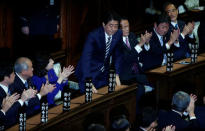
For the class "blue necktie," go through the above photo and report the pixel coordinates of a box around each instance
[175,24,178,30]
[25,81,28,89]
[160,36,163,47]
[8,89,11,96]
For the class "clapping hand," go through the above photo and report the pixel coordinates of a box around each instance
[2,93,20,113]
[58,65,75,84]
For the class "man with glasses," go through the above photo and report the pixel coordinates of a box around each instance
[164,2,195,61]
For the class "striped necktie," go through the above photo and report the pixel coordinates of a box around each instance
[105,36,111,59]
[100,36,111,72]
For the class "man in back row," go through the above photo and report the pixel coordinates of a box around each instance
[164,2,195,60]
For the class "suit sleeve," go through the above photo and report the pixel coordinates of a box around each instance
[113,31,122,74]
[80,33,95,81]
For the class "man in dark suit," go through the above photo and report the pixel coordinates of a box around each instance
[158,91,200,131]
[9,57,56,118]
[0,61,38,128]
[164,2,195,60]
[140,14,180,71]
[75,11,122,93]
[0,94,20,130]
[118,17,152,86]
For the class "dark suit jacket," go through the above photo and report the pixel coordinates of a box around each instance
[75,26,122,92]
[140,30,169,71]
[9,75,41,116]
[158,110,200,131]
[168,20,191,61]
[118,32,148,85]
[0,86,21,128]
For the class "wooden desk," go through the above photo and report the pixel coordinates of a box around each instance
[8,84,137,131]
[146,56,205,108]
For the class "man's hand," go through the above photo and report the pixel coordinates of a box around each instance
[21,89,37,102]
[182,22,195,36]
[39,82,56,97]
[58,65,75,84]
[2,93,20,113]
[162,125,176,131]
[115,74,121,86]
[168,29,180,46]
[186,94,197,117]
[138,31,152,46]
[92,84,98,94]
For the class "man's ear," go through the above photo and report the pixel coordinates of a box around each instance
[154,22,157,29]
[102,22,105,27]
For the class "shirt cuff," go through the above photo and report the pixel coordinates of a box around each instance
[180,33,185,39]
[174,42,180,47]
[0,110,5,115]
[37,93,42,100]
[134,45,143,53]
[144,44,150,51]
[18,99,24,106]
[165,43,170,50]
[190,116,196,120]
[189,33,194,38]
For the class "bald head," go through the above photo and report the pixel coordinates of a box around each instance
[14,57,33,80]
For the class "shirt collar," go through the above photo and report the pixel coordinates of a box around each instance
[105,32,112,43]
[154,28,163,41]
[172,109,183,117]
[171,21,178,27]
[16,73,27,84]
[140,127,147,131]
[0,83,8,94]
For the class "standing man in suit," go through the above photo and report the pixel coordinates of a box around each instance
[118,17,152,86]
[158,91,200,130]
[75,11,122,93]
[140,14,180,71]
[164,2,195,60]
[9,57,56,117]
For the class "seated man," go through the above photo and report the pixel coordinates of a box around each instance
[140,14,180,71]
[158,91,200,130]
[164,2,195,60]
[9,57,56,118]
[138,107,158,131]
[0,61,37,128]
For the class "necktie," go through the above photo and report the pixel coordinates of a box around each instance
[125,37,131,49]
[8,89,11,96]
[160,36,163,47]
[100,36,111,72]
[105,36,111,59]
[174,24,178,30]
[25,81,28,89]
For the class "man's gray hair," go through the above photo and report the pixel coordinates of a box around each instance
[172,91,190,112]
[14,57,29,73]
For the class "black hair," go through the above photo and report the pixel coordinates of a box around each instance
[0,61,14,81]
[32,52,51,77]
[101,10,121,25]
[111,116,130,131]
[87,123,105,131]
[163,1,178,12]
[140,107,158,128]
[155,14,170,26]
